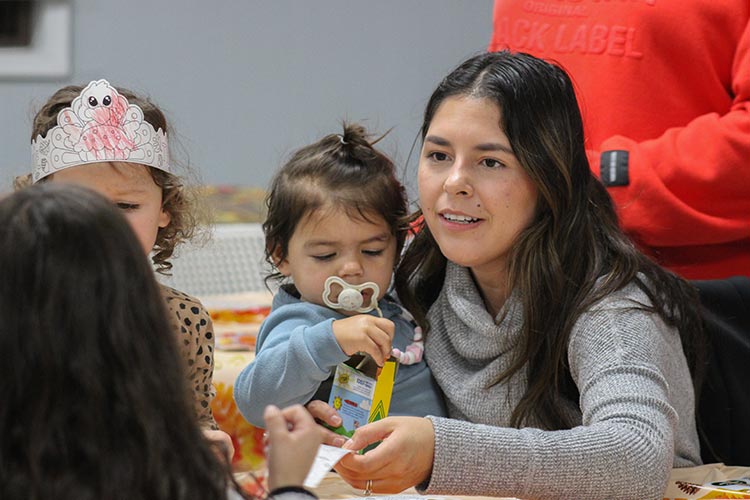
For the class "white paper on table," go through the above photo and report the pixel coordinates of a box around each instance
[342,497,452,500]
[303,444,353,488]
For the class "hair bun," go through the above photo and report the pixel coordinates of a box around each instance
[338,122,370,148]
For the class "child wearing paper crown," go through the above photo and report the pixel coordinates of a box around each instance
[233,123,447,429]
[19,80,232,454]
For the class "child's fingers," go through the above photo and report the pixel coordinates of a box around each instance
[306,400,347,447]
[285,406,324,449]
[263,404,288,439]
[333,316,395,364]
[372,317,396,341]
[365,325,394,362]
[361,338,386,366]
[281,404,317,433]
[306,399,343,428]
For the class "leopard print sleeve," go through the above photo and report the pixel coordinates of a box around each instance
[160,285,219,430]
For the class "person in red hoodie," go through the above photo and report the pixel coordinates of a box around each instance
[489,0,750,279]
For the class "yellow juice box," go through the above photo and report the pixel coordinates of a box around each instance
[327,354,398,439]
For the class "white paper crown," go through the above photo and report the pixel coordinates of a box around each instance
[31,79,171,183]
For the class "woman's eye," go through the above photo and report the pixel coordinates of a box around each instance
[363,249,384,257]
[312,254,335,261]
[428,151,450,162]
[116,203,139,211]
[482,158,504,168]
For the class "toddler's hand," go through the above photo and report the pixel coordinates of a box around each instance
[332,315,395,366]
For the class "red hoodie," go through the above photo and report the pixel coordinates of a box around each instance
[490,0,750,279]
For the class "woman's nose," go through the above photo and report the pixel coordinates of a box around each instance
[443,161,473,197]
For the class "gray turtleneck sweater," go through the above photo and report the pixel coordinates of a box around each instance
[422,263,700,500]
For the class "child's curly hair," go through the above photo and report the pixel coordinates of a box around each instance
[19,84,204,274]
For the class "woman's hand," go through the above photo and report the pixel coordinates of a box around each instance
[332,315,395,366]
[335,417,435,494]
[264,404,323,490]
[203,429,235,463]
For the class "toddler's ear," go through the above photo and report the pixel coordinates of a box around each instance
[157,207,171,229]
[271,246,291,276]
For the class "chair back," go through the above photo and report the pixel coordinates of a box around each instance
[157,223,273,297]
[693,276,750,466]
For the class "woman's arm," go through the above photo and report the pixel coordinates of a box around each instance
[336,302,688,500]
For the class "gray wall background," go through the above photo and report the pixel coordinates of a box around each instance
[0,0,493,196]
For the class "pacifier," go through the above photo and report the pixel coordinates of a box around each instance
[322,276,381,315]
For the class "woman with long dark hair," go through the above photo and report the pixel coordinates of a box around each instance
[311,51,707,500]
[0,183,321,500]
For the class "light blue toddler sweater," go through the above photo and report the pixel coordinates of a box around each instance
[234,286,447,427]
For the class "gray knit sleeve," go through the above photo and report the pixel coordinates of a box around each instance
[421,289,696,500]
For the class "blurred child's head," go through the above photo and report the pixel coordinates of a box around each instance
[263,123,408,307]
[0,183,232,500]
[20,81,201,273]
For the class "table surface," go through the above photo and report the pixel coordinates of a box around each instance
[309,465,750,500]
[311,473,519,500]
